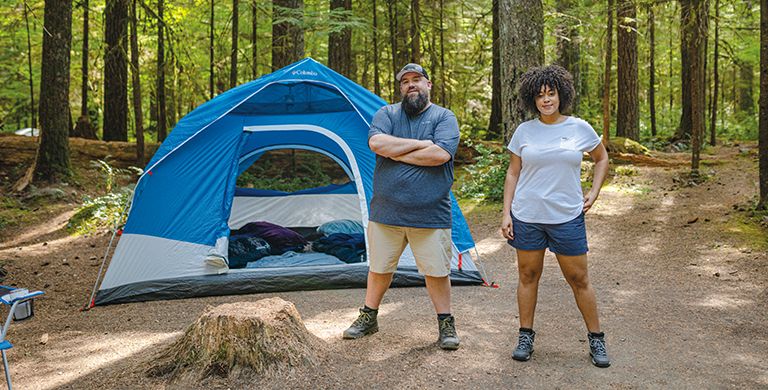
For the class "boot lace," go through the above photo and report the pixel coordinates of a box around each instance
[352,311,374,327]
[516,333,534,352]
[589,337,607,357]
[439,317,457,337]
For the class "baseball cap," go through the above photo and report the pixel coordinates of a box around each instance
[396,63,429,81]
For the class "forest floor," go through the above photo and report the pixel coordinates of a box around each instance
[0,135,766,389]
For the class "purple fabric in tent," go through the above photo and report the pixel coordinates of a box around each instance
[232,222,309,255]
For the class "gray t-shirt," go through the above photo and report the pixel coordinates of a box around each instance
[367,103,460,228]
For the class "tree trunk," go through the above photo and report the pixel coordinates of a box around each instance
[737,61,755,115]
[130,0,144,166]
[649,3,657,137]
[555,0,580,114]
[252,1,258,80]
[410,0,420,63]
[439,0,446,106]
[24,3,36,131]
[328,0,353,78]
[272,0,304,71]
[373,0,381,96]
[72,0,98,139]
[677,0,692,140]
[80,0,89,121]
[147,298,326,381]
[103,0,129,142]
[710,0,719,146]
[157,0,167,142]
[388,0,398,100]
[33,0,73,183]
[759,0,767,208]
[396,1,410,68]
[210,0,215,98]
[499,0,544,142]
[602,0,614,144]
[487,0,501,140]
[231,0,239,88]
[682,0,708,174]
[616,0,639,141]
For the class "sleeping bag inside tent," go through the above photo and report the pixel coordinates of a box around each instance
[94,58,484,305]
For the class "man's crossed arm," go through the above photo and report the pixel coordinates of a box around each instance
[369,134,451,167]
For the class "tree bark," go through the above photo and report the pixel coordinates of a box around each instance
[555,0,580,114]
[649,3,657,137]
[488,0,501,140]
[157,0,167,142]
[616,0,639,141]
[373,0,381,96]
[72,0,98,139]
[103,0,129,142]
[602,0,614,144]
[410,0,420,63]
[737,61,755,115]
[130,0,144,166]
[677,0,692,140]
[759,0,767,208]
[24,3,36,130]
[388,0,398,100]
[328,0,353,78]
[147,298,326,381]
[231,0,239,88]
[499,0,544,142]
[709,0,719,146]
[33,0,73,183]
[252,1,258,80]
[210,0,215,98]
[272,0,304,71]
[682,0,708,174]
[439,0,446,106]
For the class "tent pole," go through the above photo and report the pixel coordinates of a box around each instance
[83,199,132,310]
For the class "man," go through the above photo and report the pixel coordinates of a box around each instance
[342,63,461,350]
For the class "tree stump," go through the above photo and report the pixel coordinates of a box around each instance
[147,297,326,381]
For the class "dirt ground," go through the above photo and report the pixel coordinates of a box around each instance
[0,142,766,389]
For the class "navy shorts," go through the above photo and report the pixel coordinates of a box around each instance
[508,213,588,256]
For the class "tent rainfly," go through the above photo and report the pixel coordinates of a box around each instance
[93,58,485,306]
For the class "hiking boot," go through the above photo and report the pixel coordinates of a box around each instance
[588,332,611,368]
[512,329,535,361]
[438,315,460,350]
[342,309,378,339]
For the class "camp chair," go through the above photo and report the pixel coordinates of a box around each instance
[0,286,44,390]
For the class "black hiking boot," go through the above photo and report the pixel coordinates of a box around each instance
[512,329,535,361]
[438,315,460,350]
[588,332,611,368]
[342,308,378,339]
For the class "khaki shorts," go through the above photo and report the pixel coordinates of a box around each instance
[367,221,452,277]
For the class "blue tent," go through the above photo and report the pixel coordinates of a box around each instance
[95,58,483,305]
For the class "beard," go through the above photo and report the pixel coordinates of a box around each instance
[401,90,430,116]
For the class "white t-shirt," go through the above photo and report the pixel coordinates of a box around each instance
[507,116,601,224]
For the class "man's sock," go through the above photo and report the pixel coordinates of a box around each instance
[519,327,534,334]
[437,313,452,321]
[362,305,378,313]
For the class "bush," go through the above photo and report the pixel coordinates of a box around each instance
[67,186,133,235]
[457,142,509,202]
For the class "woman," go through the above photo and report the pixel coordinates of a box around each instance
[500,65,611,367]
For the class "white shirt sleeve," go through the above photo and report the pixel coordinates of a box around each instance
[576,118,602,153]
[506,123,526,156]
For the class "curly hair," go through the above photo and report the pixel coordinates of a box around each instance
[517,65,575,115]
